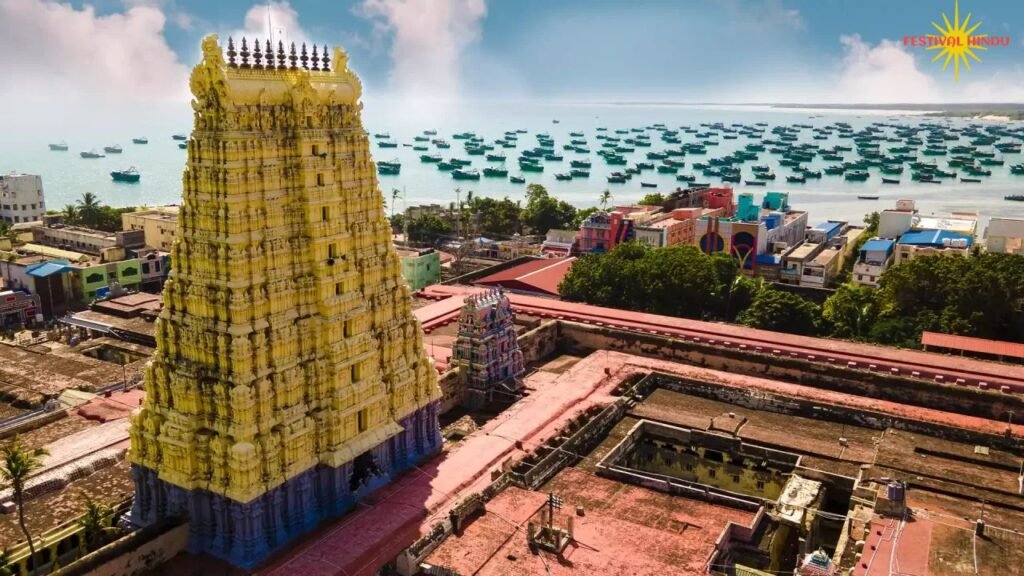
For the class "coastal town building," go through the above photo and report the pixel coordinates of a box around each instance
[31,220,145,260]
[576,210,635,253]
[540,228,577,257]
[877,199,978,240]
[0,172,45,224]
[780,222,863,288]
[126,35,442,569]
[121,206,179,251]
[474,256,574,297]
[396,246,441,290]
[984,217,1024,254]
[853,238,895,287]
[894,228,974,262]
[695,191,808,271]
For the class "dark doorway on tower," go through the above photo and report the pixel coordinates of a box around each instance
[349,451,383,492]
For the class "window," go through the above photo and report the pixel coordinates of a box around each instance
[756,480,765,490]
[141,263,150,274]
[13,216,18,223]
[344,319,354,337]
[30,204,36,210]
[732,474,740,483]
[317,173,325,186]
[328,243,338,259]
[322,206,329,221]
[306,115,313,128]
[351,363,362,383]
[86,272,104,283]
[122,266,139,277]
[312,144,320,156]
[335,282,343,296]
[708,469,716,478]
[357,409,367,432]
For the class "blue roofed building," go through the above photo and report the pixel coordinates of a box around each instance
[895,229,973,263]
[853,239,895,287]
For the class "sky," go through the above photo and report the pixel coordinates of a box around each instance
[0,0,1022,136]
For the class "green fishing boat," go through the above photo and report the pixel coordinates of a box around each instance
[483,167,508,177]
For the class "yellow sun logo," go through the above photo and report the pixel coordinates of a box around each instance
[926,0,985,81]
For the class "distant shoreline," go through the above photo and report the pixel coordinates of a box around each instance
[606,101,1024,120]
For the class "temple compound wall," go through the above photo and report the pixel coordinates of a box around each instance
[127,35,442,568]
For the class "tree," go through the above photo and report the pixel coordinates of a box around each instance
[521,184,576,234]
[78,495,121,552]
[407,214,452,244]
[76,193,102,228]
[1,437,48,565]
[598,189,612,210]
[467,196,522,237]
[737,288,820,336]
[572,207,600,229]
[390,189,401,220]
[822,283,878,340]
[638,192,665,206]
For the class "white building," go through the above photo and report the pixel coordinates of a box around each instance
[984,217,1024,254]
[0,173,45,224]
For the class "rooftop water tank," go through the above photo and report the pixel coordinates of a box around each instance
[887,481,905,502]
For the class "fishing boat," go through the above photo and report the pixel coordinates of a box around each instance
[80,150,105,159]
[178,142,188,149]
[519,160,543,172]
[413,145,428,152]
[48,142,69,151]
[744,180,767,186]
[486,152,506,162]
[132,137,148,144]
[420,154,442,163]
[570,169,590,178]
[607,174,627,184]
[509,175,526,184]
[857,195,879,200]
[786,175,806,184]
[1005,195,1024,202]
[640,182,657,188]
[555,173,572,181]
[377,160,401,175]
[104,145,122,154]
[452,168,480,180]
[378,140,398,148]
[483,167,508,177]
[433,139,451,149]
[1011,164,1024,175]
[570,159,592,168]
[110,167,140,183]
[373,132,391,139]
[172,134,187,140]
[844,171,869,181]
[960,178,982,183]
[881,178,900,184]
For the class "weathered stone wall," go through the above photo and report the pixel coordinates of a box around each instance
[60,521,189,576]
[560,322,1024,425]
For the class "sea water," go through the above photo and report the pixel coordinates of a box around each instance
[2,101,1022,228]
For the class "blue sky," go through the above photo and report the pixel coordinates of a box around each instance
[0,0,1021,137]
[65,0,1024,102]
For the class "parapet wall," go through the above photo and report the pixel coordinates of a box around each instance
[559,321,1024,427]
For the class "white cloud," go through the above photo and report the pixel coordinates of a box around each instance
[0,0,190,138]
[962,67,1024,103]
[235,1,311,50]
[833,34,940,103]
[359,0,487,100]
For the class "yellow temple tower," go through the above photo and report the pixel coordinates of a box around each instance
[128,35,442,568]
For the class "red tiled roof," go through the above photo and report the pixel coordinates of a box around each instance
[475,257,575,297]
[921,331,1024,360]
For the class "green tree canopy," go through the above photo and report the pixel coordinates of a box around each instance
[821,283,879,340]
[736,288,820,336]
[638,192,665,206]
[466,196,522,237]
[406,213,452,244]
[572,207,600,229]
[521,184,576,234]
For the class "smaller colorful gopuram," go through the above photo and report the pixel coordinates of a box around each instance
[452,289,525,406]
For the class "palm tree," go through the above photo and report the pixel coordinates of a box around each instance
[76,193,102,228]
[78,496,120,552]
[390,189,401,220]
[62,204,77,223]
[599,189,612,210]
[0,437,48,564]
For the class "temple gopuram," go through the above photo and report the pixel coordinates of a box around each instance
[128,35,442,568]
[452,288,525,407]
